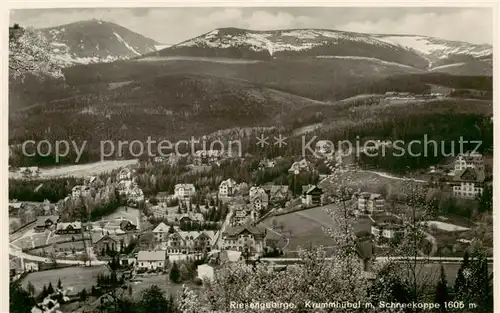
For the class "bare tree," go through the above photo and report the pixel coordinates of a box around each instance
[9,26,63,80]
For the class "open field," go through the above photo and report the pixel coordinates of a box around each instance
[21,265,110,295]
[426,221,470,232]
[261,204,378,254]
[260,205,340,252]
[10,222,37,243]
[88,207,141,233]
[11,229,51,249]
[9,159,138,179]
[136,56,264,64]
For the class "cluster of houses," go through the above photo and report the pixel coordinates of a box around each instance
[9,200,58,232]
[192,149,224,166]
[428,151,487,199]
[314,141,356,166]
[135,223,268,271]
[152,222,215,254]
[145,179,298,261]
[149,203,205,226]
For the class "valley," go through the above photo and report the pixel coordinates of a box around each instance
[8,9,494,313]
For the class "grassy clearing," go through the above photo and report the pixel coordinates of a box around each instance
[21,265,110,295]
[260,203,376,254]
[260,206,339,252]
[319,170,424,199]
[128,273,199,299]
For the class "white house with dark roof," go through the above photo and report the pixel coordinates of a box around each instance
[93,232,131,254]
[451,167,485,199]
[154,228,215,254]
[34,215,59,232]
[301,185,323,207]
[55,221,81,234]
[136,250,166,270]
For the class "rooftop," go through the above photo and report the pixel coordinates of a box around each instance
[137,250,166,261]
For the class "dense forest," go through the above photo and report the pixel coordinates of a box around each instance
[9,177,84,202]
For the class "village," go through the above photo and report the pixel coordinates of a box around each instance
[9,137,493,296]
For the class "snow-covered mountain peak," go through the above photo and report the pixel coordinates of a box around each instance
[175,27,395,55]
[41,19,159,66]
[161,27,491,72]
[375,34,492,60]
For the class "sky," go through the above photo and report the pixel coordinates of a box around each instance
[10,7,493,45]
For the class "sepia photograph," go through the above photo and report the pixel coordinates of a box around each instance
[7,5,494,313]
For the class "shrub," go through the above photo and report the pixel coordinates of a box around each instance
[193,278,203,285]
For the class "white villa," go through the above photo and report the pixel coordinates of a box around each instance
[353,192,385,214]
[174,184,196,200]
[219,178,238,198]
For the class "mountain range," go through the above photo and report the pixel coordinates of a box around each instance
[150,27,492,75]
[31,20,492,76]
[9,20,493,167]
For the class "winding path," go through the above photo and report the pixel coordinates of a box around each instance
[356,170,427,183]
